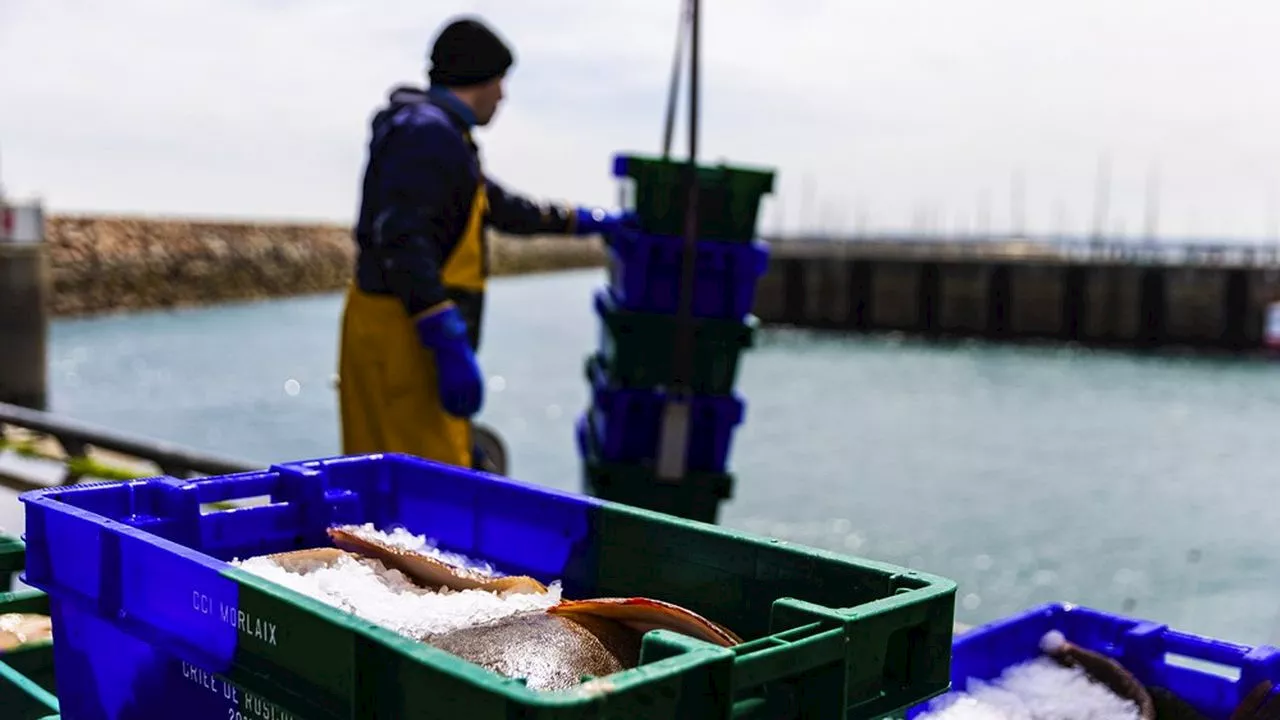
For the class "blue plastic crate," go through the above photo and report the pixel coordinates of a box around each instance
[605,227,770,320]
[19,454,957,719]
[905,602,1280,720]
[585,355,745,474]
[575,415,734,524]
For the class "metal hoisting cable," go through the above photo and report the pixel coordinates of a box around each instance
[655,0,702,481]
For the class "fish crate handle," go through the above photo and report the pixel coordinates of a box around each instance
[160,463,340,549]
[176,463,326,504]
[1120,622,1280,692]
[1160,629,1256,667]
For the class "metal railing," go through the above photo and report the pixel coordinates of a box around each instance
[0,401,511,489]
[0,400,261,486]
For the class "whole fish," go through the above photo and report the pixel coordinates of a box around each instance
[1040,630,1156,720]
[422,596,741,690]
[263,525,743,692]
[425,610,640,691]
[1041,631,1280,720]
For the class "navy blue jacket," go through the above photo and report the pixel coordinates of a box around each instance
[352,86,576,349]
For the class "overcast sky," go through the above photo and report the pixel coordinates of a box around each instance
[3,0,1280,240]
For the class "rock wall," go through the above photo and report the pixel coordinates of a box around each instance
[45,214,605,317]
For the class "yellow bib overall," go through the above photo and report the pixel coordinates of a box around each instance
[337,183,489,467]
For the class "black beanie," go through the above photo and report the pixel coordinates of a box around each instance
[427,17,515,88]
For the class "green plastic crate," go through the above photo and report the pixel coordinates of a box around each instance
[0,590,59,719]
[579,416,733,524]
[613,153,776,241]
[0,534,25,592]
[595,290,758,395]
[22,455,957,719]
[584,462,729,525]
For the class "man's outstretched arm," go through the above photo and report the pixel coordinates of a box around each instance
[485,176,626,237]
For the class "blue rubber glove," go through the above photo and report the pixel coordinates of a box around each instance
[414,302,484,418]
[574,207,633,237]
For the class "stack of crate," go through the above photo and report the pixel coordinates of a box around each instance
[575,153,776,523]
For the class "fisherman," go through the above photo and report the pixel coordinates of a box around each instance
[339,15,627,468]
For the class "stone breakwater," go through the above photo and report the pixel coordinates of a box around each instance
[45,214,606,317]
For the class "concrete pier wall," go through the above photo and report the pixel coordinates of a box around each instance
[1007,265,1066,337]
[937,263,990,334]
[870,262,922,331]
[754,241,1280,351]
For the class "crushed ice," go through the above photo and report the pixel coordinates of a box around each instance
[916,657,1142,720]
[232,530,561,640]
[342,522,502,577]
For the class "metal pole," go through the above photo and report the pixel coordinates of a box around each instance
[1144,161,1161,241]
[800,174,815,239]
[1011,168,1026,237]
[1093,153,1111,241]
[661,0,689,159]
[1266,180,1278,242]
[1053,200,1068,238]
[655,0,701,481]
[976,189,991,239]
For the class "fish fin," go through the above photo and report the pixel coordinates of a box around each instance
[548,598,742,648]
[478,575,550,595]
[1231,681,1280,720]
[327,526,547,595]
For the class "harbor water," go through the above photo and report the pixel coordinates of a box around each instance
[10,268,1280,646]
